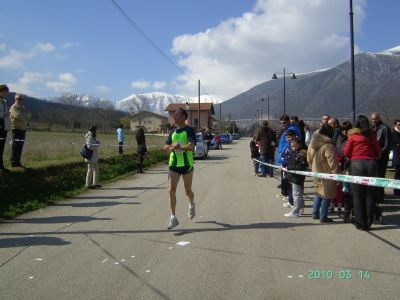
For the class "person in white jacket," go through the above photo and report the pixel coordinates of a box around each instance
[85,126,101,189]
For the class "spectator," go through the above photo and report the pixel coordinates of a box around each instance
[255,120,277,177]
[321,114,330,125]
[392,119,400,195]
[307,124,339,223]
[250,135,260,176]
[85,126,101,189]
[290,115,305,147]
[136,127,147,173]
[204,129,212,153]
[281,130,297,208]
[0,84,10,172]
[276,115,301,198]
[10,94,31,168]
[371,112,392,203]
[215,134,222,149]
[328,117,341,145]
[117,124,125,155]
[284,137,308,217]
[344,115,381,231]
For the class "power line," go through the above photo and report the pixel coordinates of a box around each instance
[109,0,213,98]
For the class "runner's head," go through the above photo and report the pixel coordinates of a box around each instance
[174,108,188,126]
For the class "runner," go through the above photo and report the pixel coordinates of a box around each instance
[163,108,196,229]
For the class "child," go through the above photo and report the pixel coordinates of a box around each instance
[284,137,308,217]
[281,130,297,208]
[250,135,260,176]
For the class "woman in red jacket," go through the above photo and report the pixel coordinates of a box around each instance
[344,115,381,231]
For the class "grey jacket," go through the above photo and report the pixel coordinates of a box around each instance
[0,98,11,131]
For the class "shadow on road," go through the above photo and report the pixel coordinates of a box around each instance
[101,187,165,191]
[7,216,112,224]
[0,236,71,248]
[203,156,229,161]
[67,195,137,200]
[53,201,141,208]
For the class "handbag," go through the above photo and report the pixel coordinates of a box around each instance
[80,144,93,159]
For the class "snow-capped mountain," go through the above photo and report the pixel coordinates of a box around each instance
[115,92,220,115]
[47,93,114,109]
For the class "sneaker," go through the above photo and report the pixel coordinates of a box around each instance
[283,203,294,208]
[257,173,266,177]
[284,213,299,218]
[320,217,334,223]
[312,215,320,220]
[188,203,195,219]
[168,216,179,230]
[94,184,102,188]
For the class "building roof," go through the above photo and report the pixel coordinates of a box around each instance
[130,110,168,121]
[165,103,215,115]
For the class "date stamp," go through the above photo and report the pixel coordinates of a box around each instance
[307,269,371,280]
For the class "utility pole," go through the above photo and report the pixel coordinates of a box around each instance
[349,0,356,124]
[198,79,201,132]
[267,93,270,122]
[219,103,222,133]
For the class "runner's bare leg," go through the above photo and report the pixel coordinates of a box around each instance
[168,171,181,215]
[182,171,194,205]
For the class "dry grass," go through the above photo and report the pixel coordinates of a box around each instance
[2,131,166,168]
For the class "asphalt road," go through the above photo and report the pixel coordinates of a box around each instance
[1,138,400,300]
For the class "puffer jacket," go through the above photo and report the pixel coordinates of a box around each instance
[286,149,308,185]
[307,131,339,199]
[343,128,381,161]
[85,131,99,163]
[276,124,301,165]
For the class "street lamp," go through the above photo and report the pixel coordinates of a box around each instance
[349,0,356,123]
[272,68,297,115]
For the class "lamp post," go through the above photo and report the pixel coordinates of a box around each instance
[272,68,297,115]
[267,93,270,122]
[349,0,356,124]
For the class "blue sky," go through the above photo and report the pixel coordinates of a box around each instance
[0,0,399,102]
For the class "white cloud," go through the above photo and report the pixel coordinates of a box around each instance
[35,42,55,53]
[131,80,151,89]
[0,43,6,51]
[131,79,168,90]
[152,81,167,89]
[46,72,77,92]
[8,72,50,96]
[96,85,111,93]
[0,42,56,68]
[62,42,81,49]
[171,0,366,100]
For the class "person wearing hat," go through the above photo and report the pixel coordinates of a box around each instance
[0,84,11,171]
[255,120,277,177]
[10,93,31,168]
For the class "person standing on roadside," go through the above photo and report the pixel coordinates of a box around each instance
[392,120,400,196]
[163,108,196,230]
[136,127,147,173]
[117,124,125,155]
[307,124,339,223]
[250,135,260,176]
[0,85,11,172]
[276,115,301,197]
[10,94,31,168]
[256,120,276,177]
[85,126,101,189]
[371,112,392,203]
[344,115,381,231]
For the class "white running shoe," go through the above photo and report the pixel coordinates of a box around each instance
[283,203,294,208]
[167,216,179,230]
[188,203,195,219]
[284,213,299,218]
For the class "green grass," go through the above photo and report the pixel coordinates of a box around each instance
[0,150,168,218]
[0,131,168,218]
[2,131,166,168]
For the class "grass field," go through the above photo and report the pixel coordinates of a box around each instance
[2,131,166,168]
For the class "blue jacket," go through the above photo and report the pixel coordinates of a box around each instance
[276,124,301,165]
[117,128,125,142]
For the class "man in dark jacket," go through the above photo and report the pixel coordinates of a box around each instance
[371,112,393,203]
[392,120,400,195]
[0,84,10,172]
[255,120,277,177]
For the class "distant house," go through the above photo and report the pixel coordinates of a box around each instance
[165,103,215,130]
[130,111,169,133]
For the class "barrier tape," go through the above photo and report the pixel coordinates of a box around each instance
[0,138,139,148]
[253,158,400,190]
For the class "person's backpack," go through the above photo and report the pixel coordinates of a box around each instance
[80,144,93,159]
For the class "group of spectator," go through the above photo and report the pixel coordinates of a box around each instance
[251,112,399,231]
[0,85,31,172]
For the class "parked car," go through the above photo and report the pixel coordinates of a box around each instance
[194,133,208,159]
[219,133,231,144]
[232,132,241,140]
